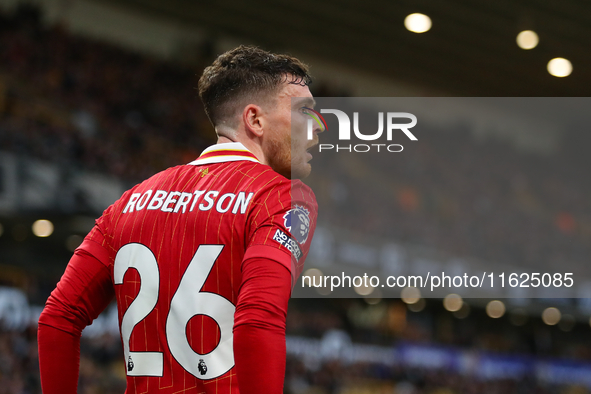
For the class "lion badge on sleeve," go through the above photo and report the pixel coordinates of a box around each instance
[283,205,310,245]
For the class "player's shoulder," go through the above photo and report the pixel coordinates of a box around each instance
[290,179,317,204]
[108,164,188,206]
[245,163,315,196]
[244,165,317,213]
[238,161,288,184]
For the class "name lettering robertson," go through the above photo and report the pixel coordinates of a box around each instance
[123,190,254,215]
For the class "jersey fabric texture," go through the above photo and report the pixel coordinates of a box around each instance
[38,142,318,394]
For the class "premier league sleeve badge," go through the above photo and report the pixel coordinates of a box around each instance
[283,205,311,245]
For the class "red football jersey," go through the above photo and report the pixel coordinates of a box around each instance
[78,142,317,392]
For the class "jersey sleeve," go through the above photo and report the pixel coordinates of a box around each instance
[234,180,317,393]
[38,206,116,394]
[244,179,318,283]
[233,256,291,394]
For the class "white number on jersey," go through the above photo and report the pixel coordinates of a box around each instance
[113,243,235,379]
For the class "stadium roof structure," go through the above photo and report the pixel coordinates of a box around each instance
[98,0,591,96]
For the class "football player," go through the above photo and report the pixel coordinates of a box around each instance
[38,45,321,394]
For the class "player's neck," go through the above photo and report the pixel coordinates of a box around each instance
[216,136,236,144]
[216,136,268,165]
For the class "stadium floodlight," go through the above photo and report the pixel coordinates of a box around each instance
[32,219,54,237]
[404,13,432,33]
[401,286,421,304]
[364,289,382,305]
[547,57,572,77]
[542,307,561,325]
[516,30,539,49]
[443,294,463,312]
[486,300,506,318]
[354,283,375,296]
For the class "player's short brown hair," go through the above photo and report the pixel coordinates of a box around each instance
[198,45,312,127]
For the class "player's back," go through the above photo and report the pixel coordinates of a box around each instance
[94,145,303,393]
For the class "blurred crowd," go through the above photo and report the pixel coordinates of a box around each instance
[0,5,214,182]
[4,5,589,274]
[284,357,589,394]
[2,3,591,393]
[2,296,591,394]
[286,298,591,362]
[0,327,125,394]
[284,356,588,394]
[309,124,591,274]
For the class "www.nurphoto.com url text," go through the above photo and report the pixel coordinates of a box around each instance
[302,272,574,293]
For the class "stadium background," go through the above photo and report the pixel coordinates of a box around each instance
[1,0,591,393]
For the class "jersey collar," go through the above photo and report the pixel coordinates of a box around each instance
[188,142,260,166]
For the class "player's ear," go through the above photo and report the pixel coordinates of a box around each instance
[243,104,264,138]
